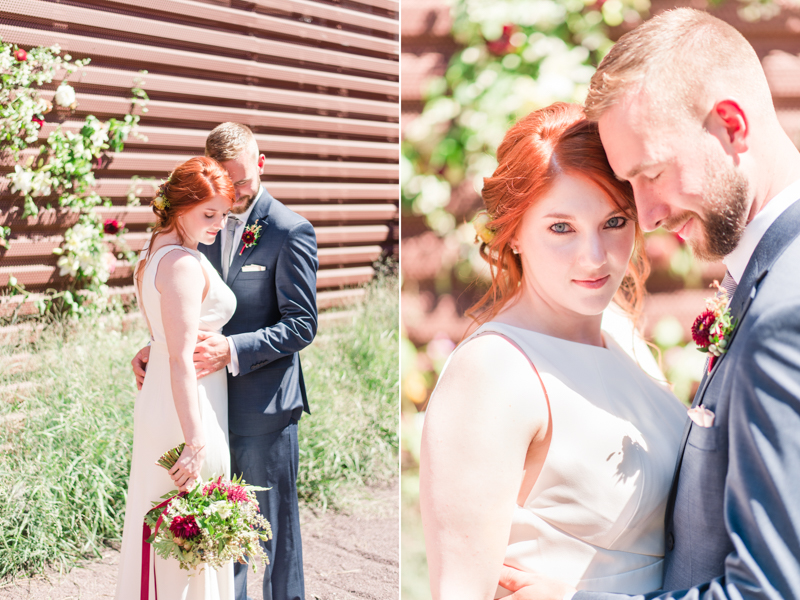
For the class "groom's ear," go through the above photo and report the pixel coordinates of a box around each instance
[257,154,266,172]
[710,99,748,155]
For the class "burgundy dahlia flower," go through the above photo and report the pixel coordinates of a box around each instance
[169,515,201,539]
[103,219,122,235]
[691,309,716,348]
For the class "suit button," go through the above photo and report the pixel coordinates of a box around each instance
[667,532,675,551]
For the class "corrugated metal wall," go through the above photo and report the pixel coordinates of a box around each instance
[0,0,399,316]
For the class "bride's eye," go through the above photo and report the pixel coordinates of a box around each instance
[550,223,573,234]
[605,216,627,229]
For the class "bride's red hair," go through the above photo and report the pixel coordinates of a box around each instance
[467,102,649,326]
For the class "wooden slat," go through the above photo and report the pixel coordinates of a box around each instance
[9,0,398,77]
[0,27,398,98]
[345,0,399,13]
[92,0,398,55]
[0,179,399,202]
[33,122,398,160]
[1,151,398,180]
[251,0,398,35]
[27,93,398,139]
[317,245,383,265]
[316,265,374,289]
[53,66,397,118]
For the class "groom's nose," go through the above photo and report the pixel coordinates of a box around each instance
[631,181,669,232]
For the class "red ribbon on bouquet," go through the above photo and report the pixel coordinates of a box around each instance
[141,492,186,600]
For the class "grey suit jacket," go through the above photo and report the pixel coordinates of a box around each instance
[575,196,800,600]
[199,186,319,436]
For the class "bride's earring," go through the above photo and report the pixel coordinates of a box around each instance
[511,244,520,255]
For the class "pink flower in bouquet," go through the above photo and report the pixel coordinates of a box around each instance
[169,515,201,539]
[31,116,44,129]
[203,476,250,503]
[14,49,27,62]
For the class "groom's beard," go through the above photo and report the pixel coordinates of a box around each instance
[669,161,749,263]
[230,193,256,215]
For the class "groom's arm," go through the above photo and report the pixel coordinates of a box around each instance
[229,221,318,376]
[521,302,800,600]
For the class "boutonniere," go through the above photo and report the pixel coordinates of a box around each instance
[239,219,263,255]
[691,281,737,372]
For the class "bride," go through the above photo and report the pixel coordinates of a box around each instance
[114,156,237,600]
[420,103,687,599]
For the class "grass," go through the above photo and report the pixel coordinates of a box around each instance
[0,274,399,579]
[298,272,399,510]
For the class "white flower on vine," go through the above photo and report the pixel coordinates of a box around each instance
[9,166,33,195]
[54,82,76,107]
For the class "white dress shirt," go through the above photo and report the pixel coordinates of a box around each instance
[723,178,800,284]
[222,186,263,376]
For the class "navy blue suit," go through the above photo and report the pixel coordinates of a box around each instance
[574,197,800,599]
[199,186,318,600]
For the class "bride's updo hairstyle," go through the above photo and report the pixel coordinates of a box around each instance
[468,102,649,326]
[136,156,235,282]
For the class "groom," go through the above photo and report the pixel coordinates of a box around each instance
[501,9,800,600]
[133,122,318,600]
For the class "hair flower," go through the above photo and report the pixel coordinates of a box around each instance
[473,211,496,245]
[692,280,737,372]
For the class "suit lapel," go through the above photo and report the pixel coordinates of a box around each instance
[226,187,272,286]
[665,196,800,530]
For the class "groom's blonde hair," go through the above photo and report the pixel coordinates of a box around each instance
[584,8,771,123]
[205,122,259,163]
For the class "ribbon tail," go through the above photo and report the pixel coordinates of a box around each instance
[141,523,151,600]
[708,355,716,372]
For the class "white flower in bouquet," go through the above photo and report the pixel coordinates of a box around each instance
[54,82,76,107]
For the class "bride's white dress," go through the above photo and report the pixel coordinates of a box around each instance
[114,245,237,600]
[437,320,686,596]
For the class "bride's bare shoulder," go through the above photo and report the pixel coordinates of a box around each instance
[429,332,545,422]
[154,248,203,295]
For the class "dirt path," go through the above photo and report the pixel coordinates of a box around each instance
[0,485,398,600]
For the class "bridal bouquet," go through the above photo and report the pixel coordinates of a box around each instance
[144,443,273,573]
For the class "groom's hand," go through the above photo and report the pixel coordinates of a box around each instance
[499,565,577,600]
[131,346,150,390]
[194,331,231,379]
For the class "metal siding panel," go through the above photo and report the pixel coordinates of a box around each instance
[0,0,399,302]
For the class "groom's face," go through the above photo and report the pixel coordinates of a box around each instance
[220,145,266,215]
[598,95,749,262]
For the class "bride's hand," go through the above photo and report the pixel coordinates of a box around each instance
[169,444,206,492]
[499,565,576,600]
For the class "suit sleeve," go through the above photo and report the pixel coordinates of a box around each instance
[574,301,800,600]
[229,221,319,376]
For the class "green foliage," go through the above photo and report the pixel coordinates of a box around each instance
[403,0,649,235]
[1,38,147,319]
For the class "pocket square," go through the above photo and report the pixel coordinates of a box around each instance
[687,405,715,428]
[241,264,266,272]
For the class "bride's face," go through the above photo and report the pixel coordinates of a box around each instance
[179,194,233,247]
[513,173,635,317]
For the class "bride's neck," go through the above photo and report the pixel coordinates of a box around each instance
[153,231,198,251]
[494,284,605,348]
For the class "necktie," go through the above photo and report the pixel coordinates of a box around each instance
[719,269,738,301]
[222,215,239,281]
